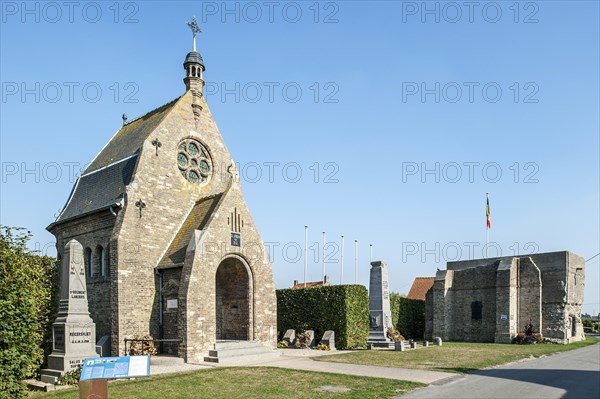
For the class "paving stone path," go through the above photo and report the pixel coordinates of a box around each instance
[240,351,456,385]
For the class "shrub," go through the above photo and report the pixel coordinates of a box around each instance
[276,285,369,349]
[389,293,426,339]
[582,319,600,333]
[0,226,58,399]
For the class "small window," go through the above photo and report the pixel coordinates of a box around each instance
[104,247,110,277]
[97,246,105,277]
[471,301,483,320]
[84,248,92,277]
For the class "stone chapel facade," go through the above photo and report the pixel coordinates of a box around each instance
[425,251,585,344]
[48,33,277,363]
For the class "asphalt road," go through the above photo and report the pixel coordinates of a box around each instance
[398,340,600,399]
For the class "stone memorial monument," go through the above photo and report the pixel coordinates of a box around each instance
[283,329,296,346]
[41,240,99,383]
[367,260,394,348]
[304,330,316,348]
[320,330,336,350]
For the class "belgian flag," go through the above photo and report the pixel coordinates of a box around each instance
[486,195,491,229]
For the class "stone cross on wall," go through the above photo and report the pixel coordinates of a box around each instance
[367,260,394,348]
[41,239,99,384]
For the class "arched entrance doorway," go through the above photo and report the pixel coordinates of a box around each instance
[215,256,252,340]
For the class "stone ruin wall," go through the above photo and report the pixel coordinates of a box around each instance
[427,252,586,344]
[444,264,498,342]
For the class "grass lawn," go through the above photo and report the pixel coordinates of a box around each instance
[29,367,424,399]
[314,336,599,374]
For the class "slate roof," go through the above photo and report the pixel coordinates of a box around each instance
[53,155,138,225]
[50,98,181,228]
[184,51,205,71]
[406,277,435,301]
[157,193,223,269]
[86,97,179,174]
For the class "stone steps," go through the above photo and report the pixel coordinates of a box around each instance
[39,369,62,384]
[25,379,55,392]
[214,340,265,350]
[150,355,185,366]
[204,341,279,364]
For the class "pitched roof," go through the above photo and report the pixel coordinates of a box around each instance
[52,155,138,225]
[86,97,179,174]
[157,193,223,269]
[291,280,329,289]
[406,277,434,301]
[50,98,180,228]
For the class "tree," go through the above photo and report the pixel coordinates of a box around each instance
[0,226,57,399]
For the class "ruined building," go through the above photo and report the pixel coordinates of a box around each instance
[425,251,585,344]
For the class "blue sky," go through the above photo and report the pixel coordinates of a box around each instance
[1,1,599,314]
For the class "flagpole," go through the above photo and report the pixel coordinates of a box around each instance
[485,193,489,258]
[322,231,326,282]
[485,225,488,258]
[354,240,358,284]
[304,225,308,288]
[340,235,345,285]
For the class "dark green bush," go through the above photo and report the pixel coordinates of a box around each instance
[0,226,58,399]
[389,293,426,339]
[276,285,368,349]
[582,319,600,332]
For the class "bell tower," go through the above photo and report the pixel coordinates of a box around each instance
[184,17,205,123]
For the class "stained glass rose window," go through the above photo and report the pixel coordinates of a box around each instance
[177,139,212,184]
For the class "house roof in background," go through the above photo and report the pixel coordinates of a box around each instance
[407,277,434,300]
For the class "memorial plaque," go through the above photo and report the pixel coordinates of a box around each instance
[167,299,178,309]
[283,329,295,346]
[54,326,65,351]
[320,330,336,350]
[231,232,241,247]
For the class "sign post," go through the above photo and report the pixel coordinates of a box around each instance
[79,355,151,399]
[79,380,108,399]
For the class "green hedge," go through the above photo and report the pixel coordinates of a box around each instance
[390,293,426,339]
[0,227,58,399]
[276,285,369,349]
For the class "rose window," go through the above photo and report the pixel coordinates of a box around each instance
[177,139,212,184]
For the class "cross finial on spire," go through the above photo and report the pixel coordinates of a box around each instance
[187,16,201,51]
